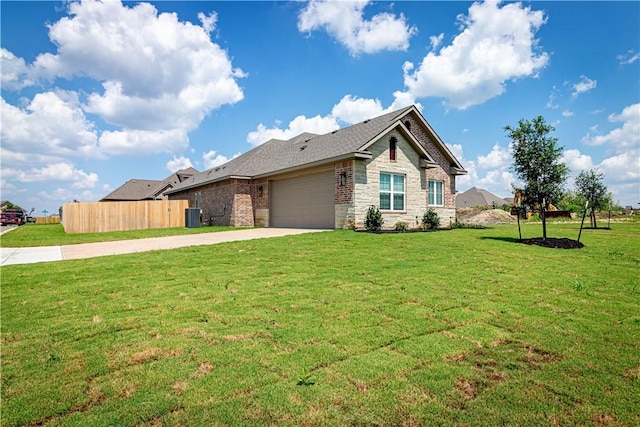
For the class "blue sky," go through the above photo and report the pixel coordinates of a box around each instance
[1,0,639,215]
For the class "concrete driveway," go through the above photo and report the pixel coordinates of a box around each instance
[1,228,328,266]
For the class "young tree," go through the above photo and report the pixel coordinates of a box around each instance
[575,169,608,228]
[505,116,569,240]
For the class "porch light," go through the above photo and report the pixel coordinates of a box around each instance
[338,172,347,187]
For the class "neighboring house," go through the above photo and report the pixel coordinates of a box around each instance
[165,105,466,229]
[101,168,198,202]
[456,187,509,209]
[1,200,24,212]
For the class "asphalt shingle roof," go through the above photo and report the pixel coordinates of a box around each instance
[167,106,417,194]
[456,187,508,208]
[102,168,198,201]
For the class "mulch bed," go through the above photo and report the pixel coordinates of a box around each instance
[520,237,584,249]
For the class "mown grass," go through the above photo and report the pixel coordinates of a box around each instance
[1,222,639,426]
[0,224,241,247]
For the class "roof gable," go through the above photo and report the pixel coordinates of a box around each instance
[102,167,199,201]
[101,179,167,201]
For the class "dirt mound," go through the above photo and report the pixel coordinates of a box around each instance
[457,208,516,225]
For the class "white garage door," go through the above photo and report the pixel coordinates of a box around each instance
[270,171,335,228]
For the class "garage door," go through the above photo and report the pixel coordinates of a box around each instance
[270,171,335,228]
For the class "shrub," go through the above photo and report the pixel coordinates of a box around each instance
[394,221,409,232]
[422,209,440,230]
[365,205,384,232]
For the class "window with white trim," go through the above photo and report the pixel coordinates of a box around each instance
[380,173,405,211]
[428,180,443,206]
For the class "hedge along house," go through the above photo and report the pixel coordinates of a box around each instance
[165,105,466,229]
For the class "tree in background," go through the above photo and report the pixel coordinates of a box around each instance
[506,116,569,240]
[575,169,609,228]
[556,190,585,213]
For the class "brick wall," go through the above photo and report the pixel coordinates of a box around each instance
[335,161,354,228]
[334,161,353,204]
[169,179,255,226]
[403,114,458,210]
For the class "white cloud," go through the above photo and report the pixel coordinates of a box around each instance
[198,11,217,34]
[617,49,640,65]
[448,142,514,199]
[331,95,385,124]
[0,178,18,192]
[1,93,101,160]
[1,48,34,90]
[598,152,640,182]
[447,143,465,163]
[5,0,245,157]
[562,110,574,117]
[447,143,478,190]
[582,103,639,151]
[402,1,548,109]
[3,162,98,189]
[166,156,194,173]
[572,75,597,98]
[202,150,240,169]
[297,0,416,55]
[35,187,97,204]
[430,33,444,50]
[247,114,339,146]
[561,149,594,172]
[477,169,515,198]
[579,104,640,205]
[37,188,74,201]
[246,93,419,147]
[476,144,510,169]
[98,128,189,156]
[546,85,560,109]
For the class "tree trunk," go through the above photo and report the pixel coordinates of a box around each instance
[592,208,597,229]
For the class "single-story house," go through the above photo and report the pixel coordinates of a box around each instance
[165,105,466,229]
[101,168,198,202]
[456,187,509,209]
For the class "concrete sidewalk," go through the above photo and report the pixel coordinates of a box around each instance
[1,228,328,266]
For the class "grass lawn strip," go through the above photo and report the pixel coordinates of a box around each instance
[0,223,242,248]
[1,222,638,426]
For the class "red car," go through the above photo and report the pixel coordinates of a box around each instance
[1,209,26,226]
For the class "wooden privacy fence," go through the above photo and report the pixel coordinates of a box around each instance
[62,200,190,233]
[34,216,60,224]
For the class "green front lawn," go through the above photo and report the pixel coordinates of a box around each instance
[1,223,638,426]
[0,223,241,247]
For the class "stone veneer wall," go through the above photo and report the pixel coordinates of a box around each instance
[353,130,427,229]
